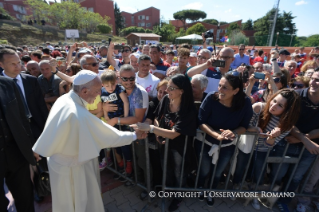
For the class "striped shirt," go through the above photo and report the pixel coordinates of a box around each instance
[250,103,291,152]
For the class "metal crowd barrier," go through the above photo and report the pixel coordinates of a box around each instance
[103,128,319,211]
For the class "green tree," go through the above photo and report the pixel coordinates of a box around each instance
[153,23,176,42]
[25,0,50,23]
[120,26,147,36]
[97,24,112,34]
[145,29,152,33]
[202,19,218,25]
[81,11,110,33]
[186,23,206,35]
[304,35,319,47]
[253,9,297,46]
[226,22,240,35]
[50,2,83,29]
[114,2,124,35]
[0,7,15,20]
[219,21,228,25]
[242,19,253,30]
[173,9,207,29]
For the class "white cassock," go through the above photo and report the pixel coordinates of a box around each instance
[33,90,136,212]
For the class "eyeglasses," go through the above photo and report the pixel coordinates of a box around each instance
[197,56,208,60]
[239,49,245,51]
[288,66,296,68]
[86,62,99,67]
[273,78,280,83]
[219,56,233,60]
[120,76,135,82]
[122,49,131,53]
[167,86,180,91]
[292,83,304,88]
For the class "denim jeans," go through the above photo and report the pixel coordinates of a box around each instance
[233,149,250,185]
[270,139,317,204]
[195,140,235,189]
[165,149,186,188]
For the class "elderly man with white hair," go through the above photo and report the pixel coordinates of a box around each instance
[191,74,208,102]
[33,70,147,212]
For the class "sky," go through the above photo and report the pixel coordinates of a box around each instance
[55,0,317,37]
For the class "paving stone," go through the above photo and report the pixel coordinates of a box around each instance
[131,201,149,212]
[126,192,142,206]
[109,187,122,196]
[215,202,235,212]
[104,201,122,212]
[174,201,194,212]
[119,185,136,196]
[221,196,237,207]
[102,192,115,205]
[113,191,128,206]
[117,201,136,212]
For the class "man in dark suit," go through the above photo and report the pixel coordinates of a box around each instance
[0,48,49,203]
[0,76,39,212]
[0,48,48,144]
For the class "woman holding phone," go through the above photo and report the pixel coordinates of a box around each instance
[243,89,301,209]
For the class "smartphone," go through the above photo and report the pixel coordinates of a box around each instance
[108,38,112,45]
[76,42,84,48]
[211,60,225,67]
[254,72,265,80]
[114,44,122,50]
[57,60,66,67]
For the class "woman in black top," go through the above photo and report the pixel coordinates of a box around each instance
[195,73,253,206]
[131,74,197,212]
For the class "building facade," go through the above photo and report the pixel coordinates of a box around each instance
[121,7,160,30]
[0,0,32,21]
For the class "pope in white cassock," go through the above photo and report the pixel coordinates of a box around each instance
[33,70,146,212]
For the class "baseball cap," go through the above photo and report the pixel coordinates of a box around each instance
[279,49,290,55]
[170,45,174,48]
[190,52,197,57]
[207,46,214,52]
[78,47,92,54]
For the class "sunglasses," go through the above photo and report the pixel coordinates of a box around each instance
[120,76,135,82]
[292,83,304,88]
[273,78,280,83]
[122,49,131,53]
[239,49,245,51]
[86,62,99,67]
[167,86,180,91]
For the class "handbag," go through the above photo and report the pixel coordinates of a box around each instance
[238,102,264,154]
[33,159,51,197]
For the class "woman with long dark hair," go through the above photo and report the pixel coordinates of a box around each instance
[194,73,253,207]
[131,74,197,211]
[243,89,300,209]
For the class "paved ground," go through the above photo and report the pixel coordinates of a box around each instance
[25,168,317,212]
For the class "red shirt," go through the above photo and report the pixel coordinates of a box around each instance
[253,56,264,64]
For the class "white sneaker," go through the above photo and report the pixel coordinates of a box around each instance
[295,203,309,212]
[251,198,260,210]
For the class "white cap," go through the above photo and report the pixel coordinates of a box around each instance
[190,52,197,57]
[129,53,140,59]
[73,70,97,85]
[170,45,174,47]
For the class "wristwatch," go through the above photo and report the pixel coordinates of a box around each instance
[118,118,121,125]
[51,68,58,74]
[232,130,238,138]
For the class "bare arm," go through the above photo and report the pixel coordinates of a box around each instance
[306,129,319,140]
[107,42,116,68]
[245,74,257,104]
[66,43,77,65]
[290,126,319,154]
[152,126,180,140]
[56,71,76,84]
[119,92,129,117]
[187,62,209,78]
[108,108,147,126]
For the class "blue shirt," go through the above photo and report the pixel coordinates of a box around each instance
[198,92,253,145]
[230,53,250,69]
[128,85,144,117]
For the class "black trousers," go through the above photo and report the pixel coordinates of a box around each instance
[0,141,34,212]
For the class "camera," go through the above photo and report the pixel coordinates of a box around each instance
[204,30,214,39]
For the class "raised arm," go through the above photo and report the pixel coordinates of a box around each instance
[107,42,116,68]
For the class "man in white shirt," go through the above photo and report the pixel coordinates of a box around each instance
[135,54,160,99]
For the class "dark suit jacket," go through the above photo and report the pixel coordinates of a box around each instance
[20,73,48,139]
[0,76,36,165]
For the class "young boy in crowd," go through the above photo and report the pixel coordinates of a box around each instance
[99,70,131,173]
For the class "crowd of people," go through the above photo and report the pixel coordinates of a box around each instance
[0,38,319,212]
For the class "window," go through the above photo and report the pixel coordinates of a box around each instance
[131,16,134,24]
[88,7,94,12]
[146,16,149,20]
[83,7,87,11]
[146,23,151,27]
[225,29,227,33]
[0,3,4,8]
[138,22,145,27]
[138,15,145,20]
[123,17,126,22]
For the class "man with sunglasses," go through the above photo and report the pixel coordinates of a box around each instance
[107,42,131,71]
[230,44,250,69]
[187,47,234,93]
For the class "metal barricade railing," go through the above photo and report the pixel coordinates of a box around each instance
[102,126,319,210]
[160,130,319,211]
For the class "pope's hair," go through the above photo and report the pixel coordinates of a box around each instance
[73,76,100,94]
